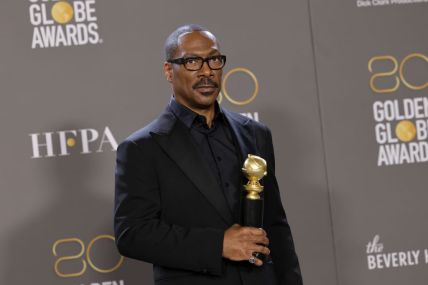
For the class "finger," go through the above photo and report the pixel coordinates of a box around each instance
[258,228,267,236]
[247,246,269,257]
[252,245,270,256]
[253,257,263,266]
[246,227,266,236]
[247,235,269,246]
[247,252,264,266]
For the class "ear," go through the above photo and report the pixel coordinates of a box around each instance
[163,62,173,82]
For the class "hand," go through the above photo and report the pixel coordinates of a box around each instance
[222,224,270,266]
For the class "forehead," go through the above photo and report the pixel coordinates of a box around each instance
[176,31,220,56]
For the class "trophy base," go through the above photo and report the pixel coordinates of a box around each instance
[243,198,263,227]
[243,198,266,263]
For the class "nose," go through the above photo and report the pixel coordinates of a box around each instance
[198,61,214,77]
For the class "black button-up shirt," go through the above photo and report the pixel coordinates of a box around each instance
[169,97,242,219]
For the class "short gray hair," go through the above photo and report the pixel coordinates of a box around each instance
[164,24,211,60]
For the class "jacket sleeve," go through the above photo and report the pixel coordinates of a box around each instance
[114,139,224,275]
[259,126,303,285]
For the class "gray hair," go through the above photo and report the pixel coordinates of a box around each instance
[164,24,213,60]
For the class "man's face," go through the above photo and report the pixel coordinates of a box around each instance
[164,31,223,111]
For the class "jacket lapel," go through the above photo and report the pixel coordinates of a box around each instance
[222,109,258,165]
[222,109,261,224]
[150,109,233,224]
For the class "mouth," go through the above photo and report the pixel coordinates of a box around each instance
[193,79,219,96]
[195,85,217,93]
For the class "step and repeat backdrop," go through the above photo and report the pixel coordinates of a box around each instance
[0,0,426,285]
[309,0,428,284]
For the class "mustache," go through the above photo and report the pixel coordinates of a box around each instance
[192,78,219,89]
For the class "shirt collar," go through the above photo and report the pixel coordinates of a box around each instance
[169,96,224,129]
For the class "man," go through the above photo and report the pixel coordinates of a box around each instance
[114,24,303,285]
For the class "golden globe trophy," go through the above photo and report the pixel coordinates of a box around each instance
[242,154,266,229]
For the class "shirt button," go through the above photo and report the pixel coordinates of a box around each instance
[202,269,208,273]
[217,156,222,161]
[225,182,230,187]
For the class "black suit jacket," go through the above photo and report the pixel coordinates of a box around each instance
[114,105,303,285]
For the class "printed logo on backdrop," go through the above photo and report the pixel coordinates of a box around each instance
[366,235,428,270]
[28,0,102,49]
[218,67,260,122]
[356,0,428,8]
[29,126,117,158]
[53,234,124,285]
[368,53,428,166]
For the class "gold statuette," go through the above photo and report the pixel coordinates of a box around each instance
[242,154,267,262]
[242,154,267,200]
